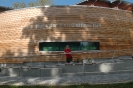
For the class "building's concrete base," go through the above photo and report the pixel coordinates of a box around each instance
[1,67,20,76]
[0,58,133,77]
[20,67,40,77]
[40,68,62,77]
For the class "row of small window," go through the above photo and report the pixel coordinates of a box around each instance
[39,42,100,51]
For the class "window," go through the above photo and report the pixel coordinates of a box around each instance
[59,42,80,51]
[39,42,59,51]
[80,42,99,50]
[39,42,100,51]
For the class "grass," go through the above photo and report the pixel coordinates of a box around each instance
[0,82,133,88]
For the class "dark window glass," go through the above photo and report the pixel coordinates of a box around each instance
[39,42,59,51]
[59,42,80,51]
[80,42,100,50]
[39,42,100,51]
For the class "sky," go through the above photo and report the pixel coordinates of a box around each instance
[0,0,133,7]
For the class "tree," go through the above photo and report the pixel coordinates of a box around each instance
[36,0,54,6]
[28,2,37,7]
[12,0,54,9]
[12,2,19,9]
[19,2,26,8]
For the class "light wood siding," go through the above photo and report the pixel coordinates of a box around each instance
[0,6,133,63]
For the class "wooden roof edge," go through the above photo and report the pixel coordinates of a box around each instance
[75,0,133,6]
[75,0,111,5]
[75,0,90,5]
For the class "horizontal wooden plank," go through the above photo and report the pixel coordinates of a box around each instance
[0,6,133,60]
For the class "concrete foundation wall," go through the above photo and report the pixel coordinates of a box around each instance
[20,67,40,77]
[0,59,133,77]
[40,68,62,77]
[1,67,20,76]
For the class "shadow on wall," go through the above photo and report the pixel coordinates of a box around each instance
[20,6,133,59]
[20,6,101,57]
[2,50,14,58]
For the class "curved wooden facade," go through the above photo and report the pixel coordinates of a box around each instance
[0,5,133,63]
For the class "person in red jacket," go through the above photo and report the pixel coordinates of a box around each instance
[64,45,72,63]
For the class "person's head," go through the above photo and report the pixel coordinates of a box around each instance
[66,45,69,49]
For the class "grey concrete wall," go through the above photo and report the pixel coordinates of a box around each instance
[20,67,40,77]
[0,59,133,77]
[84,64,100,72]
[40,68,62,77]
[99,62,125,72]
[1,67,20,76]
[62,64,83,73]
[0,68,1,76]
[84,62,125,73]
[123,59,133,67]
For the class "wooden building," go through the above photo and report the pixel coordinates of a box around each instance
[0,0,133,63]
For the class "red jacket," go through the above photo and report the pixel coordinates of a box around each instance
[64,48,72,58]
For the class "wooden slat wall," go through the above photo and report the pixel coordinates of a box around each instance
[0,6,133,63]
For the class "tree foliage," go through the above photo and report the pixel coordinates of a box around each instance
[19,2,26,8]
[36,0,54,6]
[12,2,19,9]
[28,2,37,7]
[12,0,54,9]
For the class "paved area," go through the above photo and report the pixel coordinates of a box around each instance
[0,72,133,86]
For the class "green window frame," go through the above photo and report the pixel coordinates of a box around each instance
[39,42,100,51]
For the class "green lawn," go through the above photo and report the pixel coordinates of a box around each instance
[0,82,133,88]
